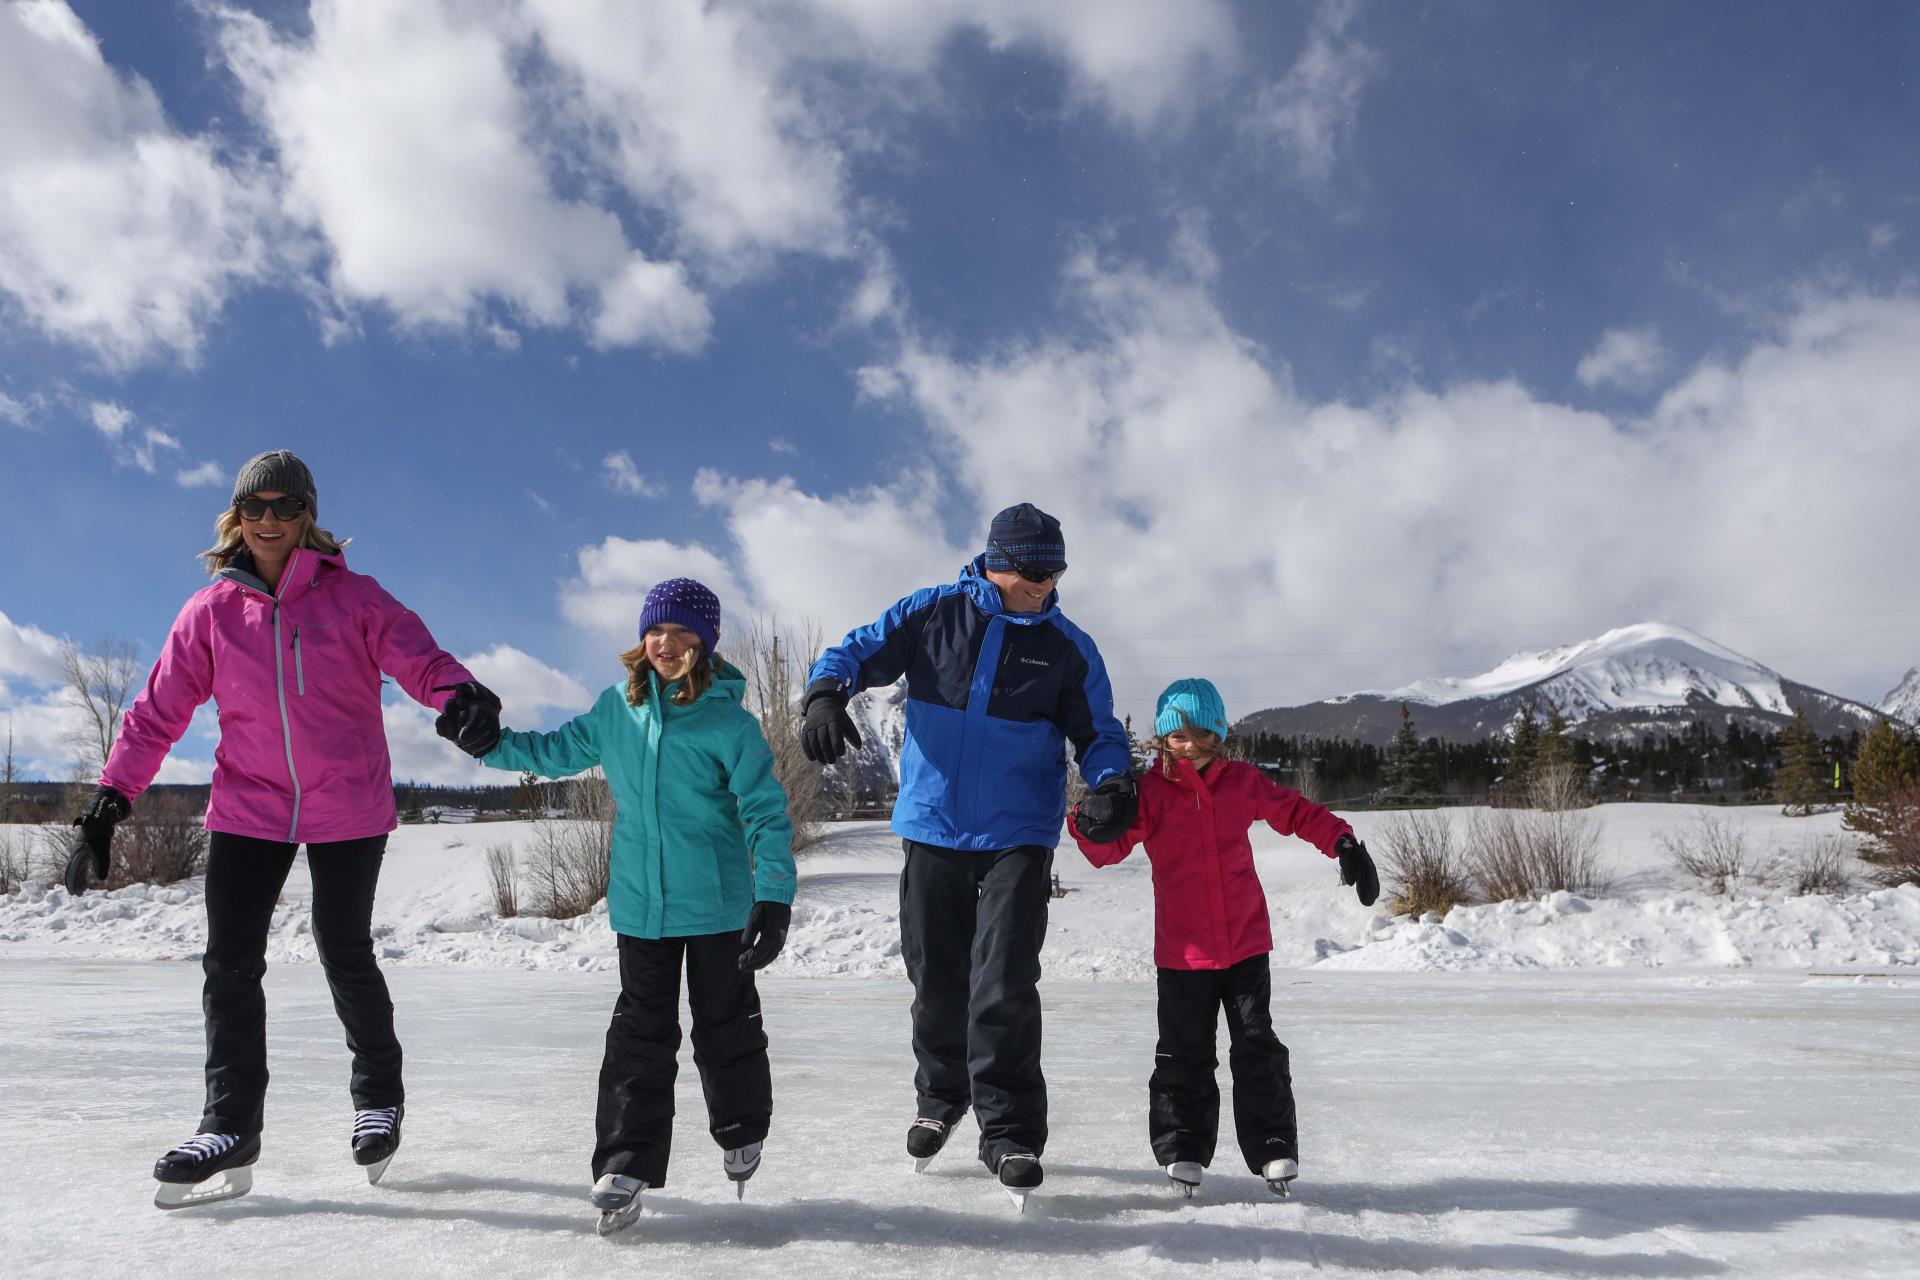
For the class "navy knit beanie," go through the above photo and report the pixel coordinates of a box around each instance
[232,450,317,516]
[638,578,721,655]
[983,503,1066,574]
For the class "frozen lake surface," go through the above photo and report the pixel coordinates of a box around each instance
[4,958,1916,1279]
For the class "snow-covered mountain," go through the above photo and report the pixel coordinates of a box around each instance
[1881,668,1920,727]
[1240,622,1886,745]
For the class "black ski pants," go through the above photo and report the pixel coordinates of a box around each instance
[1149,953,1297,1174]
[199,832,402,1137]
[593,931,771,1188]
[898,839,1051,1168]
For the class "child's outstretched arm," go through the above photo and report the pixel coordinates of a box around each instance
[1067,786,1151,867]
[1252,772,1353,858]
[479,687,611,779]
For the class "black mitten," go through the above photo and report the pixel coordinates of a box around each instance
[1074,774,1138,843]
[66,786,132,895]
[1335,833,1380,907]
[434,682,503,758]
[738,901,793,971]
[801,681,862,765]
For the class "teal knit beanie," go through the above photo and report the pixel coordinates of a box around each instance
[1155,678,1228,739]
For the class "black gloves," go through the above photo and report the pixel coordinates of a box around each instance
[738,900,792,971]
[434,682,502,758]
[1074,774,1138,843]
[66,785,132,896]
[1335,833,1379,907]
[800,681,861,765]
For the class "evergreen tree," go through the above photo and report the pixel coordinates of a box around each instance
[1774,706,1827,816]
[1845,717,1920,846]
[1505,700,1541,797]
[1381,704,1437,802]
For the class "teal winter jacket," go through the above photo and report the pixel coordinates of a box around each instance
[482,659,796,939]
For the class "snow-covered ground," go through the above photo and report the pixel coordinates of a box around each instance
[3,961,1916,1278]
[4,804,1919,1277]
[3,804,1916,977]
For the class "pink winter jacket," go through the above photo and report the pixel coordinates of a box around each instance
[101,548,475,844]
[1069,757,1353,971]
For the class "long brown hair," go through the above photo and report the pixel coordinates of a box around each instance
[620,641,714,707]
[1150,717,1223,778]
[199,504,347,576]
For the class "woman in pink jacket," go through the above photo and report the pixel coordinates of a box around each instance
[74,451,501,1208]
[1068,678,1378,1202]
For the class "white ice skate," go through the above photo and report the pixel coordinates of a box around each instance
[152,1132,259,1210]
[724,1142,762,1199]
[1262,1157,1298,1198]
[591,1173,646,1235]
[1165,1161,1203,1198]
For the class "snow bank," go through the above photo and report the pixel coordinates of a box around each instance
[3,806,1915,976]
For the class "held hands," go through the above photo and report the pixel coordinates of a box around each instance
[65,785,132,896]
[1335,833,1379,907]
[1073,773,1138,844]
[800,681,862,765]
[434,682,503,758]
[738,900,792,971]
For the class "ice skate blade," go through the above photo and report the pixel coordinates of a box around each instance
[913,1156,933,1174]
[364,1154,394,1186]
[597,1203,642,1236]
[154,1166,252,1210]
[734,1180,745,1201]
[1003,1186,1030,1213]
[1267,1177,1294,1199]
[1170,1179,1195,1199]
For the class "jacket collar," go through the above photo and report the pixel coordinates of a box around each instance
[959,554,1059,624]
[648,656,748,717]
[218,546,345,601]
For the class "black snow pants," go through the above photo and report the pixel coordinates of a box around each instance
[1149,953,1297,1174]
[200,832,402,1137]
[593,931,771,1188]
[898,840,1051,1168]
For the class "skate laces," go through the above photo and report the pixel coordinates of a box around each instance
[911,1119,946,1134]
[169,1133,238,1161]
[352,1107,399,1141]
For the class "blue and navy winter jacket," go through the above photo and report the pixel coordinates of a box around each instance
[810,556,1132,852]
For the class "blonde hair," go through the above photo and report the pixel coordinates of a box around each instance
[620,641,714,707]
[1150,717,1223,778]
[199,504,346,576]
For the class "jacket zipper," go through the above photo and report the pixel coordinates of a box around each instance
[293,625,305,696]
[270,559,302,841]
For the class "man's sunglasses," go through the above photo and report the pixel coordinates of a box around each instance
[991,540,1066,584]
[235,496,309,521]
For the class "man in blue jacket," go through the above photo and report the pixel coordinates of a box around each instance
[802,503,1137,1198]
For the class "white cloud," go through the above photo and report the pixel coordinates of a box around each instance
[89,400,132,439]
[1869,223,1899,252]
[590,254,712,352]
[0,0,270,367]
[560,537,746,647]
[458,644,593,717]
[601,450,663,499]
[656,245,1920,723]
[130,428,182,476]
[1576,325,1667,391]
[1250,0,1379,187]
[769,436,800,456]
[176,460,226,488]
[1,390,43,426]
[0,610,64,685]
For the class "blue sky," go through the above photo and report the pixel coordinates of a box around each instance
[3,0,1919,784]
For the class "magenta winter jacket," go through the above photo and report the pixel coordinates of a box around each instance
[1070,757,1353,970]
[101,548,475,844]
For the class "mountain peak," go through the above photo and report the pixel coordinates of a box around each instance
[1882,667,1920,726]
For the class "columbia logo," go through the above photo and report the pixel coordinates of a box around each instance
[1019,657,1050,667]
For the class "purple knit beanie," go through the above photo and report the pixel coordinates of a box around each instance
[638,578,721,655]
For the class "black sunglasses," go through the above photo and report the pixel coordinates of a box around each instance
[991,540,1066,584]
[235,495,309,521]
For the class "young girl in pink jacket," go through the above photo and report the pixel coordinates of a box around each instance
[1069,678,1378,1200]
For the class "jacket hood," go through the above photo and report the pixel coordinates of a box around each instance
[959,554,1060,621]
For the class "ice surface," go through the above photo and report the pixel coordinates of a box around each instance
[1,960,1916,1278]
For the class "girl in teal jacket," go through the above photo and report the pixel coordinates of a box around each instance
[472,578,794,1225]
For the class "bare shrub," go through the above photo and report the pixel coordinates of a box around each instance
[1658,813,1769,896]
[735,616,829,852]
[522,775,614,919]
[1378,809,1472,917]
[1294,756,1323,804]
[1861,784,1920,888]
[0,826,26,894]
[61,636,142,778]
[115,790,208,886]
[485,843,520,918]
[1466,766,1611,901]
[1783,832,1853,896]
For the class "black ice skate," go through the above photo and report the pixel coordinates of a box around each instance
[906,1118,950,1173]
[724,1141,762,1199]
[152,1132,260,1210]
[1165,1160,1203,1198]
[1263,1157,1298,1198]
[996,1151,1043,1213]
[591,1173,646,1236]
[352,1104,403,1184]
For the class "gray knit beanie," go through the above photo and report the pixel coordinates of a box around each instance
[232,450,317,515]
